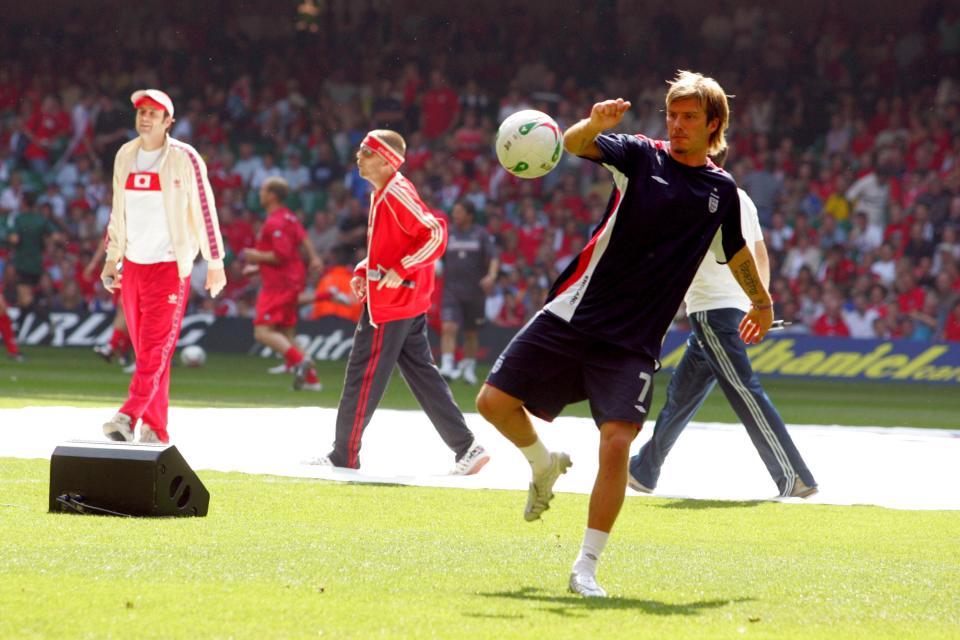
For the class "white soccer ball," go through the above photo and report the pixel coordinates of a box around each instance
[180,345,207,368]
[495,109,564,179]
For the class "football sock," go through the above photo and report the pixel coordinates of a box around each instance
[0,314,17,354]
[441,353,454,372]
[520,438,551,475]
[285,346,304,368]
[115,328,130,356]
[572,528,609,576]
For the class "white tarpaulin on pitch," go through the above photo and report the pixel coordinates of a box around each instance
[2,407,958,511]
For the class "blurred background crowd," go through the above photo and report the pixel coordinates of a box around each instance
[2,0,960,342]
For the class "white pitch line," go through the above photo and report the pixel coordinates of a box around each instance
[2,407,958,510]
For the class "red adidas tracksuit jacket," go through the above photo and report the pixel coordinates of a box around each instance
[354,171,447,325]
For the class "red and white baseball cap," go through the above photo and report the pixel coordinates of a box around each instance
[130,89,174,117]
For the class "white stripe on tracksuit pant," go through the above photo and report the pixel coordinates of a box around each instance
[630,307,816,496]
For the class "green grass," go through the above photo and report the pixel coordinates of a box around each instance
[1,347,959,428]
[1,458,958,639]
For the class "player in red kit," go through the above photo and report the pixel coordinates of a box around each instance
[100,89,226,443]
[242,176,323,390]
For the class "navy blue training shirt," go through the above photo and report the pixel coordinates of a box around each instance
[543,133,745,361]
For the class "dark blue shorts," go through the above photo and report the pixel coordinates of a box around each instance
[441,286,485,329]
[486,312,656,428]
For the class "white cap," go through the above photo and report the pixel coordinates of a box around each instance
[130,89,174,118]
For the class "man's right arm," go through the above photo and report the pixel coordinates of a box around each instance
[100,147,126,291]
[563,99,632,160]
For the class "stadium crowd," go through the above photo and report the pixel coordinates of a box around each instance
[2,0,960,345]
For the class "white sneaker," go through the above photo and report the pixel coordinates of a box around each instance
[461,367,478,385]
[93,343,114,363]
[122,362,136,374]
[293,360,316,390]
[787,477,819,498]
[627,468,653,494]
[524,452,572,522]
[568,571,607,598]
[139,426,163,444]
[103,413,133,442]
[439,365,460,381]
[267,362,292,375]
[302,454,334,467]
[299,382,323,392]
[451,442,490,475]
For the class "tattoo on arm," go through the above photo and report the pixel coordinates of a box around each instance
[737,262,759,297]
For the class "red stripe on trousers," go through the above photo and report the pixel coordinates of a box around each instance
[347,324,384,468]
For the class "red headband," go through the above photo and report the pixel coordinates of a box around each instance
[362,133,404,169]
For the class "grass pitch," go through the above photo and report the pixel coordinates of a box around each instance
[2,347,959,638]
[1,458,958,639]
[2,346,960,428]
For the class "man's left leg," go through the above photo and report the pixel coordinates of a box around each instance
[397,314,482,470]
[569,420,640,598]
[692,310,818,497]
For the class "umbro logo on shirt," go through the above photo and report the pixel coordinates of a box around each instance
[168,294,178,304]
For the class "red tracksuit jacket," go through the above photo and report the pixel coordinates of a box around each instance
[355,171,447,325]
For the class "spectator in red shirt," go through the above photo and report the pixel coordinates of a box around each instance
[209,151,244,195]
[895,272,926,315]
[812,293,851,337]
[452,110,485,165]
[943,300,960,342]
[23,95,71,172]
[516,200,547,264]
[217,196,256,255]
[420,70,460,140]
[883,204,910,255]
[241,176,322,388]
[495,288,527,327]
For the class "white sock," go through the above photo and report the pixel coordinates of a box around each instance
[441,353,454,371]
[519,438,551,475]
[572,528,609,576]
[462,357,476,375]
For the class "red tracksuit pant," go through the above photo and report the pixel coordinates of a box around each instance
[119,259,189,442]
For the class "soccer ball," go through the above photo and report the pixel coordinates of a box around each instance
[495,109,563,179]
[180,345,207,368]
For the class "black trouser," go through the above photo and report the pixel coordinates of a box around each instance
[329,310,475,468]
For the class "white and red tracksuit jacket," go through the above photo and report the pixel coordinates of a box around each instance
[105,135,225,277]
[355,171,447,325]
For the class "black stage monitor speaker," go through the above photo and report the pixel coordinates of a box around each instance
[49,441,209,517]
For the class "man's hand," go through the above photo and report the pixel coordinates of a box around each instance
[739,305,774,344]
[377,268,403,290]
[205,266,227,298]
[564,98,632,160]
[308,256,324,274]
[589,98,632,130]
[100,261,121,292]
[479,273,496,295]
[350,275,367,301]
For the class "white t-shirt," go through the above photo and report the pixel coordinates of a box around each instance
[124,148,175,264]
[684,188,763,314]
[842,308,880,339]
